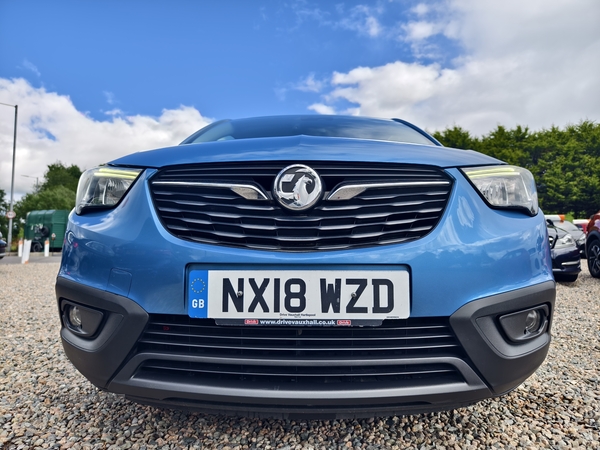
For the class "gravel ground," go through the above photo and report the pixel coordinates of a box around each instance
[1,262,599,450]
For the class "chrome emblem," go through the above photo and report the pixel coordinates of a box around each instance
[273,164,322,211]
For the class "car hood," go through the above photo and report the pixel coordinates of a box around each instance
[109,135,503,169]
[555,226,585,241]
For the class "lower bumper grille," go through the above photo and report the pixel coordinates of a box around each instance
[132,315,468,390]
[136,360,463,390]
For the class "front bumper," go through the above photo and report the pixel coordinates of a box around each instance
[56,276,555,419]
[551,246,581,276]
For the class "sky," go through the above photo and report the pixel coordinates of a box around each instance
[1,0,600,200]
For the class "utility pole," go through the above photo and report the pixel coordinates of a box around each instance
[1,102,18,253]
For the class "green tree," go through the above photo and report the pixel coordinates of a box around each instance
[1,188,20,245]
[531,122,600,217]
[39,162,82,192]
[12,162,82,230]
[477,125,531,168]
[14,186,76,221]
[0,188,8,239]
[432,126,478,150]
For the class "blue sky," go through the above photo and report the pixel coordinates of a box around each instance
[1,0,600,198]
[2,1,454,120]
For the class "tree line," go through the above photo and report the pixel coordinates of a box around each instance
[2,121,599,244]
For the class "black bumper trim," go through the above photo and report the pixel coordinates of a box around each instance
[126,396,480,420]
[450,280,555,395]
[55,276,149,388]
[56,277,555,418]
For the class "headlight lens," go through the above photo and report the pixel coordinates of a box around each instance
[462,165,538,216]
[554,233,575,249]
[75,166,143,214]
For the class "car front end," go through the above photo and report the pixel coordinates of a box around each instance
[547,224,581,282]
[56,115,555,419]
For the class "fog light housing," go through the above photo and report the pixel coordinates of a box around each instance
[499,305,549,343]
[68,306,83,328]
[524,310,541,333]
[62,301,105,338]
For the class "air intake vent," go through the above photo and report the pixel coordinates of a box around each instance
[133,315,467,390]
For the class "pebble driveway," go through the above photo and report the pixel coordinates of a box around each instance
[1,262,599,449]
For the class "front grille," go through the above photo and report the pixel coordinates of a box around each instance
[149,162,452,251]
[132,315,467,390]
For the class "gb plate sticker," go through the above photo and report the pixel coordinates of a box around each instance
[188,270,209,318]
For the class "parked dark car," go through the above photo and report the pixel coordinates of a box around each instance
[0,231,6,259]
[545,217,586,257]
[56,114,556,419]
[547,220,581,282]
[586,211,600,278]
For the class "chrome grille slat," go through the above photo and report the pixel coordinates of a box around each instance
[162,226,434,242]
[158,201,446,219]
[150,162,452,251]
[159,200,276,212]
[161,211,442,227]
[317,203,444,212]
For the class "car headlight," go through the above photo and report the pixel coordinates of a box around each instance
[554,233,575,249]
[462,165,538,216]
[75,166,143,215]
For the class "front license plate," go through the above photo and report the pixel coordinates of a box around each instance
[187,269,410,326]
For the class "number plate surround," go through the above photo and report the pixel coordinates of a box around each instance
[187,267,410,326]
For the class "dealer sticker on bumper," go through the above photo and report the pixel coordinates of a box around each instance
[187,269,410,326]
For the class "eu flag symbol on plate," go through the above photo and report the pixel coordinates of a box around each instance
[188,270,209,318]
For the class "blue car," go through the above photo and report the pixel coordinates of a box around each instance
[56,115,555,419]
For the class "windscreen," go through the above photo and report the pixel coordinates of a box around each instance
[181,116,437,146]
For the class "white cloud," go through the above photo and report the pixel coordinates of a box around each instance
[103,90,117,105]
[274,73,327,102]
[21,59,41,77]
[402,21,440,41]
[411,3,430,17]
[364,16,382,37]
[337,4,384,38]
[286,2,385,38]
[104,108,124,117]
[0,78,212,199]
[328,61,457,115]
[308,103,336,115]
[311,0,600,135]
[294,73,325,93]
[286,2,331,31]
